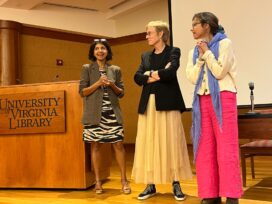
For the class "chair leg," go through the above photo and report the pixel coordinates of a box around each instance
[240,151,247,187]
[250,156,255,179]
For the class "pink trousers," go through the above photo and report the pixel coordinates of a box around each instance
[196,91,243,198]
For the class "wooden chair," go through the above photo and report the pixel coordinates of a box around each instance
[238,109,272,187]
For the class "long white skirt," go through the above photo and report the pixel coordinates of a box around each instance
[131,95,193,184]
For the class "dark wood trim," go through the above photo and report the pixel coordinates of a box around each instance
[238,113,272,119]
[185,103,272,112]
[0,20,22,32]
[109,33,146,45]
[168,0,173,46]
[22,25,146,45]
[22,26,96,43]
[237,103,272,109]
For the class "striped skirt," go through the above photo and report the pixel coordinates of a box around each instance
[83,90,124,143]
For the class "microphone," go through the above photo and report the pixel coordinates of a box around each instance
[247,82,259,114]
[248,81,254,91]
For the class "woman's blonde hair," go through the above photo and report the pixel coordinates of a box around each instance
[146,20,169,43]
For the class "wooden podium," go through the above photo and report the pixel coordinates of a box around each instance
[238,110,272,186]
[0,81,111,188]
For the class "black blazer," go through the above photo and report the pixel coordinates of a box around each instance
[134,46,186,114]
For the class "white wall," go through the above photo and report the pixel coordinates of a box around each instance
[171,0,272,107]
[114,0,168,37]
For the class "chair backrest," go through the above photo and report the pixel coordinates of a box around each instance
[238,112,272,140]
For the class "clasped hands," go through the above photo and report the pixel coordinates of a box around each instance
[197,39,209,59]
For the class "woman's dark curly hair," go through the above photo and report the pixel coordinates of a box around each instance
[193,12,225,35]
[88,40,113,61]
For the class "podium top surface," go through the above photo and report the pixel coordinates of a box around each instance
[0,80,79,89]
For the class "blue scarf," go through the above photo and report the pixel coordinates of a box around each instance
[191,32,227,161]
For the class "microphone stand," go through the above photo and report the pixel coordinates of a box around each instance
[250,89,254,113]
[246,88,259,115]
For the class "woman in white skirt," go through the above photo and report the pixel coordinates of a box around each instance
[132,21,192,201]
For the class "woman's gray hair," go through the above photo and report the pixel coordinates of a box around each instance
[146,20,169,43]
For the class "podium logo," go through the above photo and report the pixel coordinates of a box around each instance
[0,91,65,134]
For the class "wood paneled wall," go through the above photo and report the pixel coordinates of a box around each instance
[1,20,193,144]
[0,20,21,85]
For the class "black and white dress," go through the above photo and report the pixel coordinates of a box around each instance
[83,70,124,143]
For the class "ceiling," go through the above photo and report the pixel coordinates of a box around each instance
[0,0,157,18]
[0,0,164,37]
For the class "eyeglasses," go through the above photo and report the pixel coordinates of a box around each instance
[94,38,107,42]
[192,22,201,28]
[146,31,156,36]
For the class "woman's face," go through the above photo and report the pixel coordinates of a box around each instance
[190,18,209,40]
[146,26,163,46]
[94,43,108,62]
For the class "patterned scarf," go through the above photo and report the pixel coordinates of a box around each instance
[191,32,227,161]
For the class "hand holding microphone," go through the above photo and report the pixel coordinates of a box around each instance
[99,74,110,87]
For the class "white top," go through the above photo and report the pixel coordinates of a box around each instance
[186,38,237,95]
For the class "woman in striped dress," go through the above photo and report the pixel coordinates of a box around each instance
[79,39,131,194]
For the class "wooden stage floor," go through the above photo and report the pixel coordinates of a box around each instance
[0,145,271,204]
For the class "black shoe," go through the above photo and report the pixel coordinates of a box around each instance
[137,184,156,200]
[201,197,221,204]
[226,198,239,204]
[172,181,186,201]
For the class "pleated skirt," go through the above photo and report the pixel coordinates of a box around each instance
[131,94,192,184]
